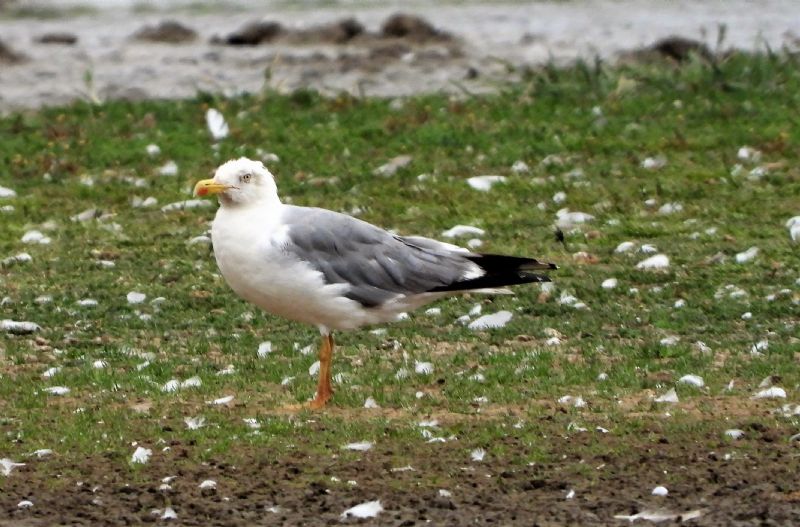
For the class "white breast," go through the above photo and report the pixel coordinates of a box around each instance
[211,205,375,331]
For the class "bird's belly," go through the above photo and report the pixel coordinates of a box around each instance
[213,239,367,330]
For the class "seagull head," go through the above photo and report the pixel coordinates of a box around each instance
[194,157,279,207]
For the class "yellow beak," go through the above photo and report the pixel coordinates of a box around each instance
[194,179,230,197]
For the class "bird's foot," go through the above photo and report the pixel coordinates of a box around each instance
[307,390,333,410]
[273,402,305,413]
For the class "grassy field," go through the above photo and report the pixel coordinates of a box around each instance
[1,53,799,524]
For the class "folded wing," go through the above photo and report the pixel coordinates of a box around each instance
[282,206,555,308]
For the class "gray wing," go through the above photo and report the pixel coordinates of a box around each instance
[281,206,477,307]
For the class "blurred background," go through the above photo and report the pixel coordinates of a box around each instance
[1,0,798,112]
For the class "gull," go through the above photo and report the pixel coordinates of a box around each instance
[194,158,556,408]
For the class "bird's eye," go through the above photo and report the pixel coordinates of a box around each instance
[240,173,252,184]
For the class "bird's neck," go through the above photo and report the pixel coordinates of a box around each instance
[219,194,281,209]
[214,199,285,242]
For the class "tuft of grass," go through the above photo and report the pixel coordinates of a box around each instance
[0,3,97,19]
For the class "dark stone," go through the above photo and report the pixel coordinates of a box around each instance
[650,36,712,62]
[219,21,284,46]
[380,13,451,42]
[133,20,198,44]
[36,32,78,45]
[432,497,456,510]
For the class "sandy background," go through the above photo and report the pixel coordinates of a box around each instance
[1,0,799,111]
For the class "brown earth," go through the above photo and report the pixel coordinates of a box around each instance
[1,418,798,526]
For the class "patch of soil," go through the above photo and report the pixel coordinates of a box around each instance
[132,20,198,44]
[1,418,798,526]
[35,32,78,45]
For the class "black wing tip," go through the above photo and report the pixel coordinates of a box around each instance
[429,271,552,293]
[469,254,559,272]
[426,254,557,293]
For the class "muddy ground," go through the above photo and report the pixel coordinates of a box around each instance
[1,416,798,526]
[1,0,800,111]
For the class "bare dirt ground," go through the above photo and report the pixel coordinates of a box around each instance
[1,0,800,111]
[1,416,798,526]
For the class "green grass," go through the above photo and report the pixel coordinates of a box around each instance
[0,3,98,19]
[1,52,799,468]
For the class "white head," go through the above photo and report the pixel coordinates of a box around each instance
[194,157,279,207]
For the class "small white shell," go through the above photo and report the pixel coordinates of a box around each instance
[127,292,146,304]
[601,278,618,289]
[677,374,704,388]
[341,500,383,519]
[199,479,217,490]
[467,175,506,191]
[636,254,669,270]
[343,441,373,451]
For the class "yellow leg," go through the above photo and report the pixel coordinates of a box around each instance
[308,334,334,409]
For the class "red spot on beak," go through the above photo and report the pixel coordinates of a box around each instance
[197,187,208,196]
